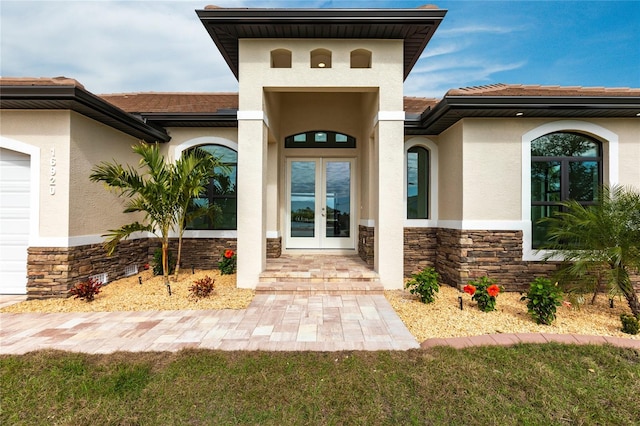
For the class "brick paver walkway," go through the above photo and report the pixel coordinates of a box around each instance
[1,294,638,354]
[0,294,419,354]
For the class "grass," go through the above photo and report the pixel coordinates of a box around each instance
[2,344,639,425]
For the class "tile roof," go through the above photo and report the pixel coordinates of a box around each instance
[403,96,438,114]
[99,92,239,114]
[0,76,85,89]
[446,83,640,97]
[99,92,439,115]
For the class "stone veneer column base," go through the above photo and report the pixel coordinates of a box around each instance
[27,239,149,300]
[358,225,374,267]
[404,228,437,277]
[267,237,282,258]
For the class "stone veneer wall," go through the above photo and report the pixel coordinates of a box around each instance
[434,228,558,292]
[404,228,437,277]
[267,237,282,259]
[27,239,149,299]
[358,225,374,267]
[151,238,237,270]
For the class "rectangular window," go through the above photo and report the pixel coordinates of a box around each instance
[407,147,429,219]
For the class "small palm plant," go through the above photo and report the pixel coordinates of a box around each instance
[540,185,640,317]
[90,143,223,291]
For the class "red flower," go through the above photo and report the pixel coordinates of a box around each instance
[143,263,150,270]
[463,284,476,296]
[487,284,500,297]
[224,249,235,259]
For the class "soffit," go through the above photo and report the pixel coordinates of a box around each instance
[196,7,447,80]
[0,80,170,142]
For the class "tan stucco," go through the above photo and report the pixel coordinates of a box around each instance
[238,39,404,111]
[437,121,463,221]
[1,110,71,239]
[69,112,142,236]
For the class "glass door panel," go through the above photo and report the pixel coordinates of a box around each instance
[290,161,317,239]
[286,158,354,250]
[324,161,351,239]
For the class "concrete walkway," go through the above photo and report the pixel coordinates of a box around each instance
[0,294,419,354]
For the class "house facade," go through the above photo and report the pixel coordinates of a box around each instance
[1,6,639,298]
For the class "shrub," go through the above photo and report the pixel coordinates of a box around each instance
[68,278,102,302]
[521,277,563,325]
[189,276,216,299]
[219,249,236,275]
[405,267,440,304]
[620,313,639,335]
[464,276,501,312]
[152,248,176,276]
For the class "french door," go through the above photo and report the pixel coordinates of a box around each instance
[286,158,355,249]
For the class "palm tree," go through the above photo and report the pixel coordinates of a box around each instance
[172,148,225,280]
[90,143,179,290]
[541,185,640,316]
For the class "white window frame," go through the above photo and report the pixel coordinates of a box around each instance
[521,120,618,261]
[404,137,438,227]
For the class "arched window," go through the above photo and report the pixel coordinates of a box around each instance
[350,49,371,68]
[186,144,237,230]
[270,49,291,68]
[285,131,355,148]
[310,48,332,68]
[407,146,430,219]
[531,132,602,247]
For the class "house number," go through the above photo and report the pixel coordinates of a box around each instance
[49,148,56,195]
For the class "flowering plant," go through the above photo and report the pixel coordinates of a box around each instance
[219,249,236,275]
[463,276,501,312]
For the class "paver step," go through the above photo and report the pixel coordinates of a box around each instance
[255,281,384,295]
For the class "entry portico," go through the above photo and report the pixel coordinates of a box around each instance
[197,7,446,289]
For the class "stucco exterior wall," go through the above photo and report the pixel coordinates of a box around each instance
[238,39,404,111]
[446,117,640,222]
[69,112,142,237]
[0,110,71,240]
[436,121,463,221]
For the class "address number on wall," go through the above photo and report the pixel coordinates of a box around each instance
[49,148,56,195]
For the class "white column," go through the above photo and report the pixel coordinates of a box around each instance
[375,112,405,289]
[236,111,267,288]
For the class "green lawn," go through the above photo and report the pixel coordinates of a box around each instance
[2,344,639,425]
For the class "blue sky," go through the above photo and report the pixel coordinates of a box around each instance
[1,0,638,98]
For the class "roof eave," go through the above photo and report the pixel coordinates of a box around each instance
[196,8,447,81]
[418,96,640,134]
[0,85,171,142]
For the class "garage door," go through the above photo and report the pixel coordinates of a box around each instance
[0,148,30,294]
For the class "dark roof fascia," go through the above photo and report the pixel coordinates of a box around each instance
[141,112,238,128]
[0,85,171,142]
[196,8,447,80]
[416,95,640,135]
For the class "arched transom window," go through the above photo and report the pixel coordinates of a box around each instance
[186,144,237,230]
[531,132,602,247]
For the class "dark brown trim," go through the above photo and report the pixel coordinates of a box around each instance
[196,7,447,80]
[0,85,170,142]
[408,95,640,135]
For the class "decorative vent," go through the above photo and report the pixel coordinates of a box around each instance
[89,272,108,285]
[124,264,139,277]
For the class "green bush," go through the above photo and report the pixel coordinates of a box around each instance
[152,248,176,276]
[189,275,216,299]
[521,277,563,325]
[620,313,639,335]
[405,267,440,304]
